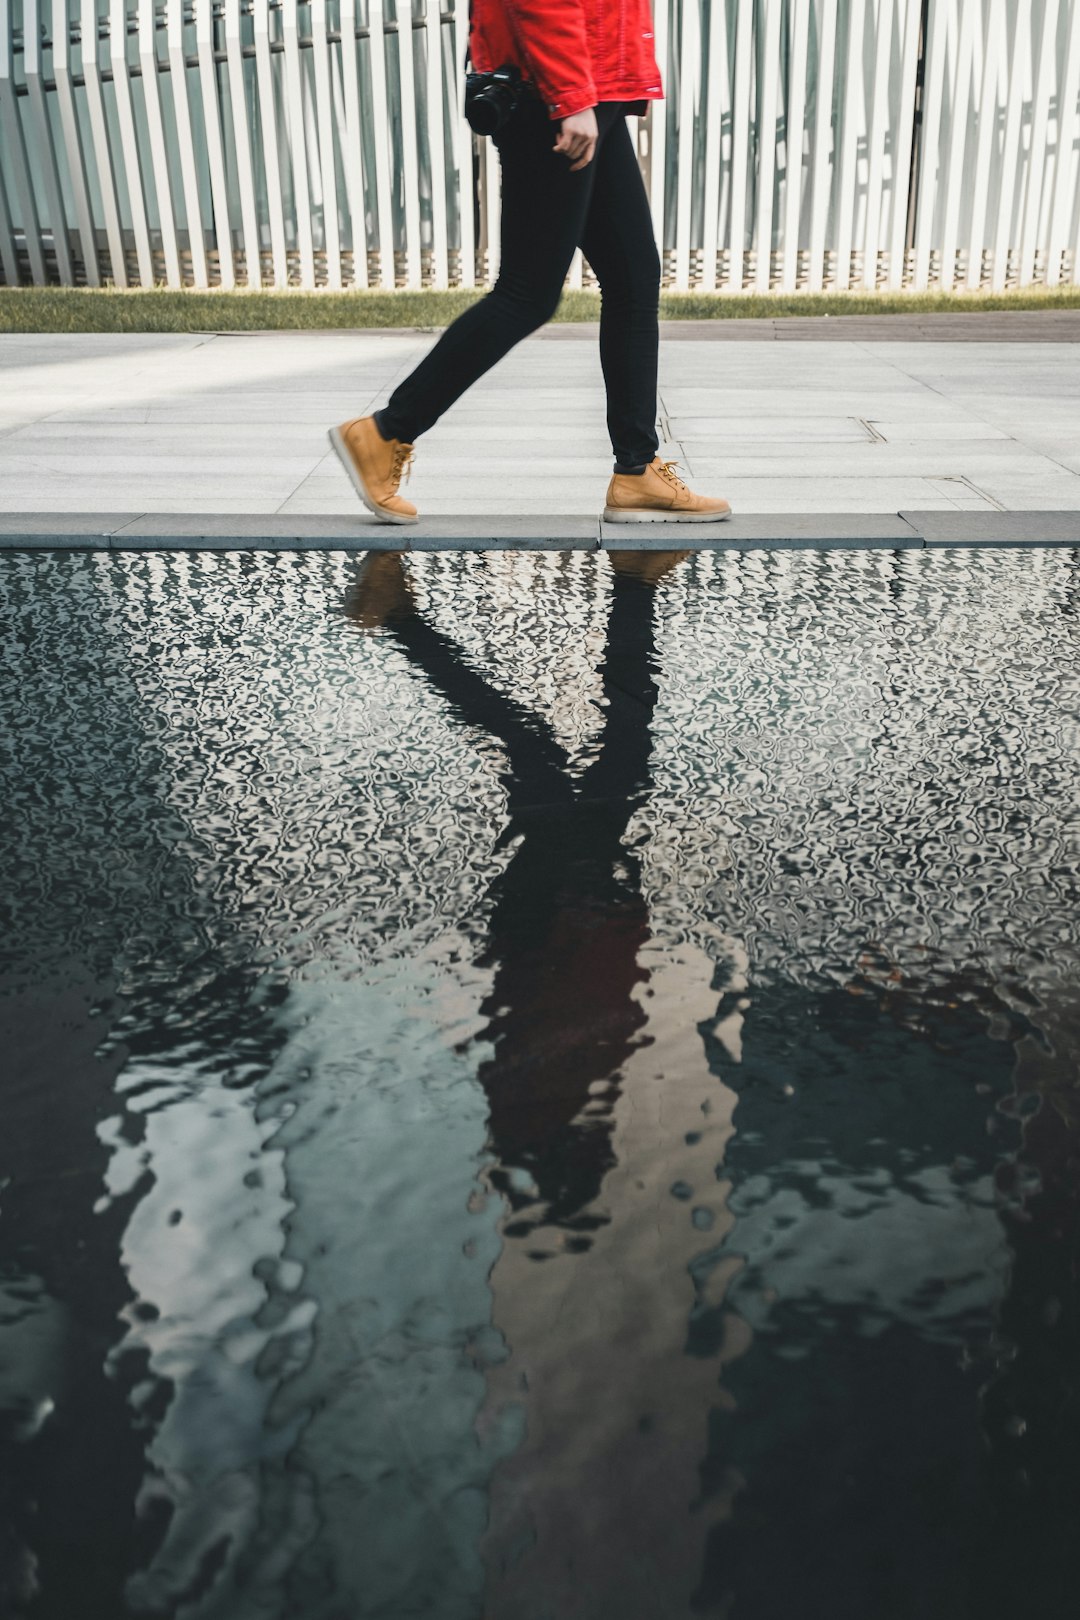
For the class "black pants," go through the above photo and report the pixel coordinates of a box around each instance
[376,95,661,472]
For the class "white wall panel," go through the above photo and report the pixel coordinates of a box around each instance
[2,0,1079,295]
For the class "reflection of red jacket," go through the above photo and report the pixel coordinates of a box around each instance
[469,0,664,122]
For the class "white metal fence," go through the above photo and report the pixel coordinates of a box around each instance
[2,0,1079,293]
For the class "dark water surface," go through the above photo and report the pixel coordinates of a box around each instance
[2,547,1079,1620]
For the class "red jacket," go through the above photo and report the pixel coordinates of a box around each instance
[469,0,664,122]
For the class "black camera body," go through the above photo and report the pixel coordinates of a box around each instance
[464,62,525,136]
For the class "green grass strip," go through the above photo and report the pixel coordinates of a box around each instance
[2,283,1080,333]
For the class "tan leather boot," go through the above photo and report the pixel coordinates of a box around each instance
[329,416,418,524]
[604,458,731,523]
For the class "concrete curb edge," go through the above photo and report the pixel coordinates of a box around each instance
[1,512,1079,551]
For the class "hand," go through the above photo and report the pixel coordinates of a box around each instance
[553,107,598,171]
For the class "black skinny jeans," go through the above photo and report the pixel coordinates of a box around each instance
[376,94,661,472]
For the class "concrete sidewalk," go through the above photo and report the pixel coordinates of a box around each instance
[2,317,1079,546]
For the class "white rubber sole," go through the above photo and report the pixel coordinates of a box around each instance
[328,425,419,526]
[602,505,733,523]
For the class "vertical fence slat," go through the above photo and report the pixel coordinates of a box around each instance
[807,0,839,292]
[367,0,397,287]
[964,0,1003,289]
[887,0,921,288]
[861,0,895,289]
[1019,0,1061,286]
[225,0,264,287]
[648,0,671,265]
[167,0,209,288]
[753,0,782,291]
[395,0,423,286]
[311,0,343,287]
[80,0,127,284]
[52,0,100,284]
[281,0,314,285]
[0,158,17,286]
[833,0,865,290]
[195,0,236,286]
[674,0,699,290]
[725,0,752,290]
[251,0,288,285]
[483,127,500,282]
[991,1,1031,291]
[110,0,155,285]
[781,0,810,293]
[912,0,949,289]
[425,0,449,288]
[1046,0,1080,285]
[453,6,475,289]
[24,0,74,282]
[337,0,368,287]
[1,0,47,284]
[139,0,182,285]
[700,0,731,291]
[939,0,977,289]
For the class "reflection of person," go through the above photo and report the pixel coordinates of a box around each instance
[346,548,684,1220]
[329,0,731,528]
[346,551,747,1618]
[346,549,677,1219]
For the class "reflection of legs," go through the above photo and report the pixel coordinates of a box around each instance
[580,118,662,472]
[376,99,600,446]
[343,554,573,809]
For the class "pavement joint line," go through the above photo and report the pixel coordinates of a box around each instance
[2,512,1080,550]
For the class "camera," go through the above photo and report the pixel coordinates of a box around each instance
[464,62,524,136]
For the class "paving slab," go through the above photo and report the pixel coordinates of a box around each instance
[901,510,1080,545]
[3,327,1079,526]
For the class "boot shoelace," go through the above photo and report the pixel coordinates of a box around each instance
[657,458,689,493]
[390,444,415,489]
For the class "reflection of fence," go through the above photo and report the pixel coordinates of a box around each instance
[2,0,1079,292]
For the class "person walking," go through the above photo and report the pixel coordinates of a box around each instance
[329,0,731,527]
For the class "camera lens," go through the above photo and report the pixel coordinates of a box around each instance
[468,91,502,138]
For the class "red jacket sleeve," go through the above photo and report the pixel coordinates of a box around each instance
[503,0,598,120]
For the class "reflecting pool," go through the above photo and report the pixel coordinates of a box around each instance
[2,547,1079,1620]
